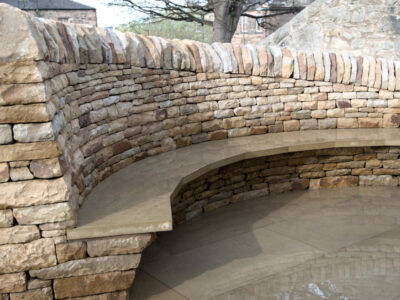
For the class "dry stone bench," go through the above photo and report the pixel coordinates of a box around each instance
[2,3,400,299]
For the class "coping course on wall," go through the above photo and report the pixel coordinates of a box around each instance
[1,2,400,299]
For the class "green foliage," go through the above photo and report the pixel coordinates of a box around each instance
[118,19,213,43]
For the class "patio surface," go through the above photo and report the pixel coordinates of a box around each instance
[130,186,400,300]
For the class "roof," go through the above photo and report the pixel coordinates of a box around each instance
[0,0,95,10]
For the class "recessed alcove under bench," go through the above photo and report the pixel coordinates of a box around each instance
[67,128,400,241]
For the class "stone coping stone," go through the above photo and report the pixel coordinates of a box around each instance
[67,128,400,240]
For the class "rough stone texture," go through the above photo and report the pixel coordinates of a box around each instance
[9,167,33,181]
[9,287,52,300]
[0,225,40,245]
[56,241,87,264]
[0,209,13,227]
[0,125,12,145]
[0,177,70,209]
[53,270,135,299]
[0,273,26,294]
[0,238,56,273]
[29,158,62,179]
[29,254,140,279]
[27,279,51,290]
[259,0,400,61]
[0,163,9,183]
[0,142,59,163]
[13,203,74,225]
[13,123,54,143]
[87,234,153,257]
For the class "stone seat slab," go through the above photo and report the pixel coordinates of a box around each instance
[67,128,400,240]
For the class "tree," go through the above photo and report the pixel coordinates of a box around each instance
[118,19,213,43]
[109,0,303,43]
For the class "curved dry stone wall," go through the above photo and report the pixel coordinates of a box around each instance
[173,146,400,223]
[1,3,400,299]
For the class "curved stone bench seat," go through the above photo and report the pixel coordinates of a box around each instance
[67,128,400,240]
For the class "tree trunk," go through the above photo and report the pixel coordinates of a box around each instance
[212,0,243,43]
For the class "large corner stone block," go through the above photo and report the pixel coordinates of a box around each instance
[0,4,48,62]
[29,254,141,279]
[87,234,153,257]
[53,270,135,299]
[0,177,70,209]
[0,238,56,273]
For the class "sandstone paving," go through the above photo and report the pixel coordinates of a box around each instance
[132,187,400,299]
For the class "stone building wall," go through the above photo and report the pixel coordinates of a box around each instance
[259,0,400,61]
[30,9,97,27]
[1,3,400,299]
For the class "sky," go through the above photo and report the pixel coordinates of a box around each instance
[74,0,135,28]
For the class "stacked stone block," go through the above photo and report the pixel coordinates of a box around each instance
[1,3,400,298]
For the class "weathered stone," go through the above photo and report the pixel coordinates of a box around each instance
[10,287,52,300]
[349,55,357,83]
[232,44,244,74]
[0,163,8,183]
[336,54,344,83]
[298,52,307,80]
[306,52,315,81]
[0,4,48,62]
[342,54,351,85]
[283,120,300,132]
[241,47,252,75]
[0,177,70,209]
[383,114,400,128]
[56,241,87,264]
[0,125,12,145]
[310,176,358,189]
[246,44,259,75]
[361,55,370,86]
[313,52,324,81]
[360,175,398,186]
[13,202,73,225]
[374,59,382,89]
[27,279,51,290]
[87,234,153,257]
[53,270,135,299]
[13,122,53,143]
[0,225,40,245]
[0,142,59,163]
[0,238,56,273]
[323,52,331,82]
[270,47,282,77]
[368,57,376,88]
[337,118,358,129]
[0,209,13,227]
[9,167,33,181]
[0,82,51,106]
[358,118,382,128]
[0,104,52,124]
[30,254,140,279]
[381,59,389,90]
[257,47,268,76]
[0,61,51,84]
[29,158,62,179]
[0,272,26,294]
[281,48,293,78]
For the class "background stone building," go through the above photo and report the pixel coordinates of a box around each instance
[232,0,315,45]
[0,0,97,26]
